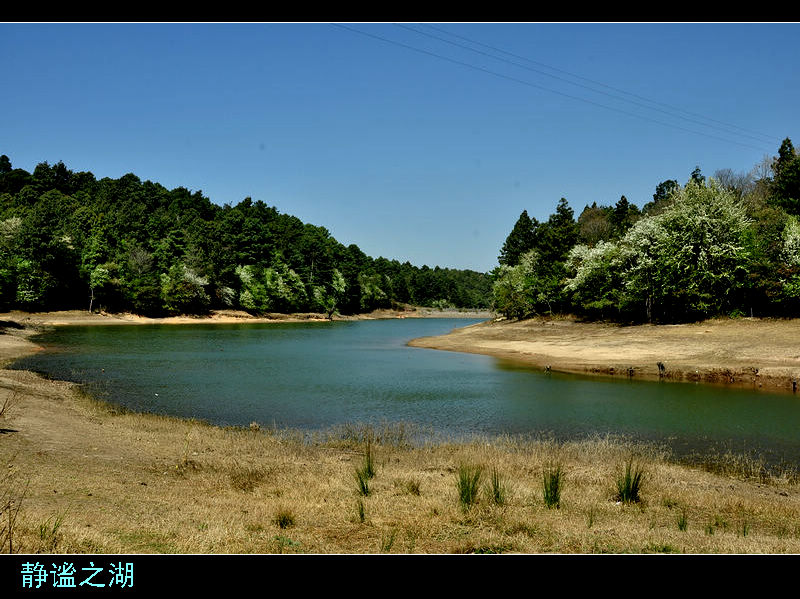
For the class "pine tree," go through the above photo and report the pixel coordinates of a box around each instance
[540,198,578,264]
[498,209,537,266]
[771,138,800,215]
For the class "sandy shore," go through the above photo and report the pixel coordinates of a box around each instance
[0,307,492,329]
[408,316,800,394]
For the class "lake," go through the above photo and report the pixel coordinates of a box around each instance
[11,318,800,464]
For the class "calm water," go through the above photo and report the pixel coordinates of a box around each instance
[12,318,800,463]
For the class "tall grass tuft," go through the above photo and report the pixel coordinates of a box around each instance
[380,528,397,553]
[456,464,483,510]
[355,467,371,496]
[677,508,688,532]
[486,467,508,506]
[362,436,375,480]
[586,507,595,528]
[542,463,564,509]
[37,512,66,552]
[616,458,645,504]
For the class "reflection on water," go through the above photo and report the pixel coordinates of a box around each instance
[12,318,800,464]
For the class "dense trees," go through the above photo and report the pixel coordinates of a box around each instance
[0,155,492,316]
[574,180,752,322]
[494,137,800,323]
[7,134,800,325]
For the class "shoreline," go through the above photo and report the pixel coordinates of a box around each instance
[408,316,800,395]
[2,314,800,553]
[0,307,492,329]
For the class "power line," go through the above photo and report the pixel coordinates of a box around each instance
[420,23,782,146]
[408,23,781,146]
[331,23,776,154]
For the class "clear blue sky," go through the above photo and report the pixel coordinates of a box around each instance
[2,22,798,273]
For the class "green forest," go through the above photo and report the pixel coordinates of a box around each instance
[0,155,491,316]
[492,137,800,323]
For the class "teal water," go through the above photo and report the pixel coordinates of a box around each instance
[11,318,800,463]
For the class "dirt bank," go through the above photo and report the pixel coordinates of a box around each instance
[408,316,800,394]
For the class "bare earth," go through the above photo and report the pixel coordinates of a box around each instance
[409,316,800,393]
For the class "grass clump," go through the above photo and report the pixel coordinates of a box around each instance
[586,507,596,528]
[485,467,508,506]
[353,436,376,497]
[361,437,376,480]
[272,535,300,553]
[644,542,678,554]
[677,508,688,532]
[272,507,296,529]
[740,521,750,537]
[356,432,375,497]
[615,458,645,504]
[37,513,66,552]
[355,467,371,497]
[380,528,397,553]
[456,463,483,509]
[542,463,564,509]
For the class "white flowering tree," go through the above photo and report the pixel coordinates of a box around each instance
[564,240,622,319]
[161,264,211,315]
[492,249,560,318]
[782,215,800,267]
[312,268,346,319]
[236,258,308,314]
[778,215,800,301]
[617,180,751,321]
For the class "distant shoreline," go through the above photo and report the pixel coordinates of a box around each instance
[0,307,493,329]
[408,316,800,395]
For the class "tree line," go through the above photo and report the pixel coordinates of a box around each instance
[493,137,800,323]
[0,156,492,316]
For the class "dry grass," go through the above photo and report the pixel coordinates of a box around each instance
[3,364,800,554]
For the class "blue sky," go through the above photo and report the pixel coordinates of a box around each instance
[2,22,798,273]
